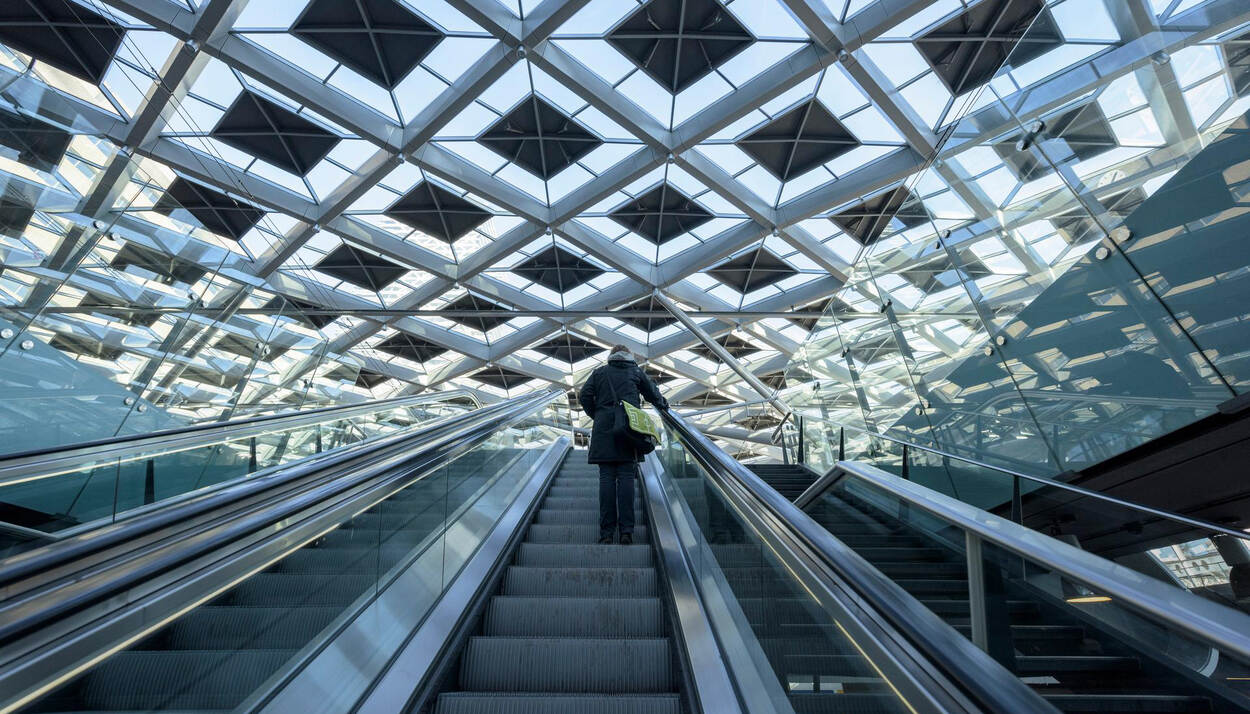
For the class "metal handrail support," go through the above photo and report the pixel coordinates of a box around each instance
[829,460,1250,666]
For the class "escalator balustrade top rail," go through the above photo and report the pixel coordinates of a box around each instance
[657,407,1054,714]
[0,389,481,489]
[821,460,1250,666]
[793,414,1250,545]
[0,390,560,598]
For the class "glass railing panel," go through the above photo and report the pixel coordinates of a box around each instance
[17,397,564,713]
[0,396,476,536]
[805,470,1250,708]
[657,433,913,711]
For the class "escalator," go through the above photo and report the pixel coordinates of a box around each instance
[1,385,1040,714]
[27,448,513,712]
[0,389,570,713]
[806,483,1221,712]
[7,393,1247,714]
[739,458,1250,711]
[432,458,681,714]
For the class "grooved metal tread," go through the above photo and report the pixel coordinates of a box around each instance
[437,460,680,712]
[502,566,658,597]
[484,596,663,637]
[516,543,653,567]
[460,637,674,692]
[434,693,681,714]
[526,524,650,543]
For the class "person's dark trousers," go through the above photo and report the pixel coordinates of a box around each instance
[598,462,637,540]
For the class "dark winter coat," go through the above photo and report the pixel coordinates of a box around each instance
[578,356,668,464]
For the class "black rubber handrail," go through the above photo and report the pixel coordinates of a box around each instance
[0,389,478,464]
[659,407,1057,714]
[0,391,556,590]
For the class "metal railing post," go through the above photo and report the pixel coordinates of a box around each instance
[1011,476,1022,524]
[143,459,155,505]
[967,532,987,652]
[797,416,805,465]
[248,436,257,472]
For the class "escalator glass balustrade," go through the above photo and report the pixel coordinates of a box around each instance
[4,395,567,713]
[0,392,477,556]
[746,453,1250,713]
[649,414,1022,714]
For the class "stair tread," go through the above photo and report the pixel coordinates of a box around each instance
[460,638,674,693]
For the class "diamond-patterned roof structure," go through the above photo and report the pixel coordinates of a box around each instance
[479,95,602,179]
[314,243,409,292]
[916,0,1062,96]
[384,181,491,244]
[737,100,860,182]
[707,246,798,293]
[513,245,604,293]
[609,183,713,245]
[607,0,754,94]
[291,0,444,90]
[211,91,340,176]
[0,0,125,84]
[154,178,264,241]
[0,0,1238,435]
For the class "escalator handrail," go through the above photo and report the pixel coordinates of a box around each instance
[0,389,482,488]
[658,407,1056,714]
[794,414,1250,544]
[830,459,1250,665]
[0,390,559,591]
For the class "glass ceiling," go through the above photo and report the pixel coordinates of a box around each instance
[0,0,1247,453]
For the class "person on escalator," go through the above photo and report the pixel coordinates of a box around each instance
[577,345,668,545]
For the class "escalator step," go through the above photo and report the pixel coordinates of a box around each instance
[502,567,657,597]
[157,605,340,650]
[875,561,964,579]
[922,599,1038,617]
[853,547,950,562]
[272,546,377,573]
[536,509,608,525]
[516,544,653,568]
[484,597,663,637]
[215,572,374,607]
[788,692,914,714]
[1016,655,1140,674]
[542,497,641,511]
[548,486,602,497]
[526,525,650,544]
[1012,625,1087,641]
[1041,694,1212,712]
[434,693,681,714]
[68,649,296,710]
[460,638,674,693]
[893,579,969,597]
